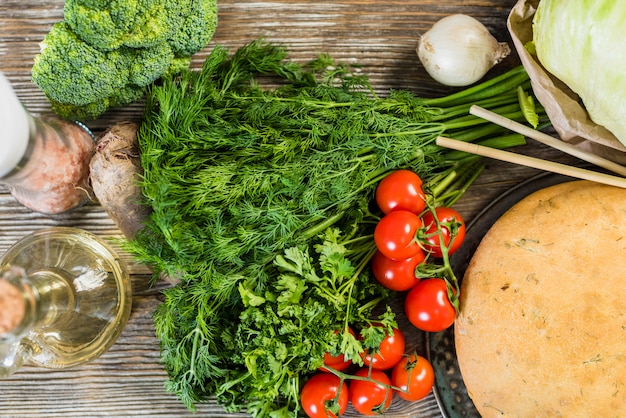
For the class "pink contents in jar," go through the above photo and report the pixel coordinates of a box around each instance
[2,116,95,214]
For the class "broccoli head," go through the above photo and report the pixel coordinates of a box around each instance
[32,0,218,121]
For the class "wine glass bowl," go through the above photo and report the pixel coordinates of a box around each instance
[0,227,132,375]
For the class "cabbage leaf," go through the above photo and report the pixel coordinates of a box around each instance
[533,0,626,145]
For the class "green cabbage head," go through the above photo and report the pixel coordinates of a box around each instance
[533,0,626,145]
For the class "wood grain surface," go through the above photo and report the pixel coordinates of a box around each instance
[0,1,586,417]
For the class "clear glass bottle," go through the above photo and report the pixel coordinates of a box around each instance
[0,115,96,215]
[0,227,132,377]
[0,72,96,214]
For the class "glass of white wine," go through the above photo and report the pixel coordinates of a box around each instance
[0,227,132,377]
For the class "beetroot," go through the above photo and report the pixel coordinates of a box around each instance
[89,121,150,239]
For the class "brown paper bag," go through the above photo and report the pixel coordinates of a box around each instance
[507,0,626,163]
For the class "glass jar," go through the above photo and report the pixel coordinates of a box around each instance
[0,71,95,214]
[0,116,96,214]
[0,227,132,377]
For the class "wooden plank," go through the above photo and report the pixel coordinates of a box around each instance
[0,1,584,417]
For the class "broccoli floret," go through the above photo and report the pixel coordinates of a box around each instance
[49,85,146,121]
[49,99,109,122]
[64,0,176,51]
[164,56,193,78]
[32,22,129,107]
[167,0,219,56]
[128,43,175,86]
[32,0,218,121]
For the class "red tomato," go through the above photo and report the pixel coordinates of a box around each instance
[405,278,456,332]
[349,368,393,415]
[391,353,435,401]
[301,373,349,418]
[320,328,355,372]
[371,249,424,291]
[374,210,423,260]
[420,207,466,258]
[321,351,352,372]
[376,170,427,215]
[361,327,405,370]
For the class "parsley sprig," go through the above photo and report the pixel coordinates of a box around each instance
[235,229,393,416]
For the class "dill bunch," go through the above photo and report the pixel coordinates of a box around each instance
[127,39,538,415]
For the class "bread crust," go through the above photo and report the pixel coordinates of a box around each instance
[455,180,626,418]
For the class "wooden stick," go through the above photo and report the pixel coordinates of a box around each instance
[436,136,626,189]
[469,105,626,177]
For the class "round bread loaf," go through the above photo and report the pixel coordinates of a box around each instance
[455,180,626,417]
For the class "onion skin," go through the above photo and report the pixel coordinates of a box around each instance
[417,14,510,87]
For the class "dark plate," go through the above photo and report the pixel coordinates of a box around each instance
[426,172,573,418]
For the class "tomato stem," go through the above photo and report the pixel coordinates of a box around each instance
[419,201,461,313]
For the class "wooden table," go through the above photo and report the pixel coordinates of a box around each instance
[0,1,584,416]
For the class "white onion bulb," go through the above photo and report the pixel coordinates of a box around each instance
[417,14,511,87]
